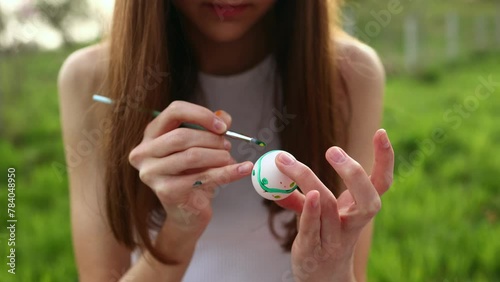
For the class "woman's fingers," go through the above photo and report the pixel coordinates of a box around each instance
[319,195,341,246]
[297,191,321,246]
[154,161,254,205]
[370,129,394,195]
[140,148,233,177]
[197,161,253,191]
[214,110,232,129]
[142,128,231,158]
[275,190,305,214]
[144,101,228,139]
[325,147,381,216]
[275,155,341,246]
[276,190,341,241]
[275,152,336,204]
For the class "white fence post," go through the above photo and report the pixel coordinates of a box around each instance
[446,12,460,61]
[404,14,419,72]
[475,16,487,51]
[496,4,500,49]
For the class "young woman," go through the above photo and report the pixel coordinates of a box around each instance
[58,0,394,281]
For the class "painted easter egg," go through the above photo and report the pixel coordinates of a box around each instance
[251,150,298,200]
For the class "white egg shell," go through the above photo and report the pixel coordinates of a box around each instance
[251,150,298,201]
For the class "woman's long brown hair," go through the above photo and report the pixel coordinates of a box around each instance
[105,0,347,263]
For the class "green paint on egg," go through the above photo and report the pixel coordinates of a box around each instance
[289,182,295,188]
[273,195,281,199]
[252,169,255,176]
[262,178,268,185]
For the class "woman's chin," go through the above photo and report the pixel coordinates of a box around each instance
[200,26,250,43]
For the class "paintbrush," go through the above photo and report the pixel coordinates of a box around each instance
[92,94,266,147]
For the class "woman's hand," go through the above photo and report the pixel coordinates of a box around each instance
[275,129,394,282]
[128,101,253,244]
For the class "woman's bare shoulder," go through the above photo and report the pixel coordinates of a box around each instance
[57,43,111,154]
[58,43,110,131]
[58,43,109,98]
[334,34,385,84]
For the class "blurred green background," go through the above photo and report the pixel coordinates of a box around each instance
[0,0,499,281]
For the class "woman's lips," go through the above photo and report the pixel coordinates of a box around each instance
[204,3,251,19]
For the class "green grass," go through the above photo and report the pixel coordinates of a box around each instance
[370,53,500,281]
[0,48,77,282]
[0,46,499,281]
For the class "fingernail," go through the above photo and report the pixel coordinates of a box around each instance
[238,162,252,174]
[214,117,227,132]
[330,147,346,164]
[224,139,231,150]
[278,153,295,166]
[380,129,390,149]
[215,110,223,117]
[311,192,319,208]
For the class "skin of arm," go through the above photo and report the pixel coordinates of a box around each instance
[58,44,132,281]
[336,37,386,282]
[58,45,200,282]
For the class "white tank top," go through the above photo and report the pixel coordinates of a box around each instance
[132,54,296,282]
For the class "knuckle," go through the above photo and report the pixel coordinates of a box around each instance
[369,197,382,214]
[159,101,184,126]
[184,148,201,165]
[220,150,231,163]
[344,163,365,179]
[167,100,184,114]
[165,129,186,148]
[128,147,141,168]
[217,136,228,148]
[360,198,381,217]
[138,165,154,185]
[213,167,234,186]
[296,164,313,180]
